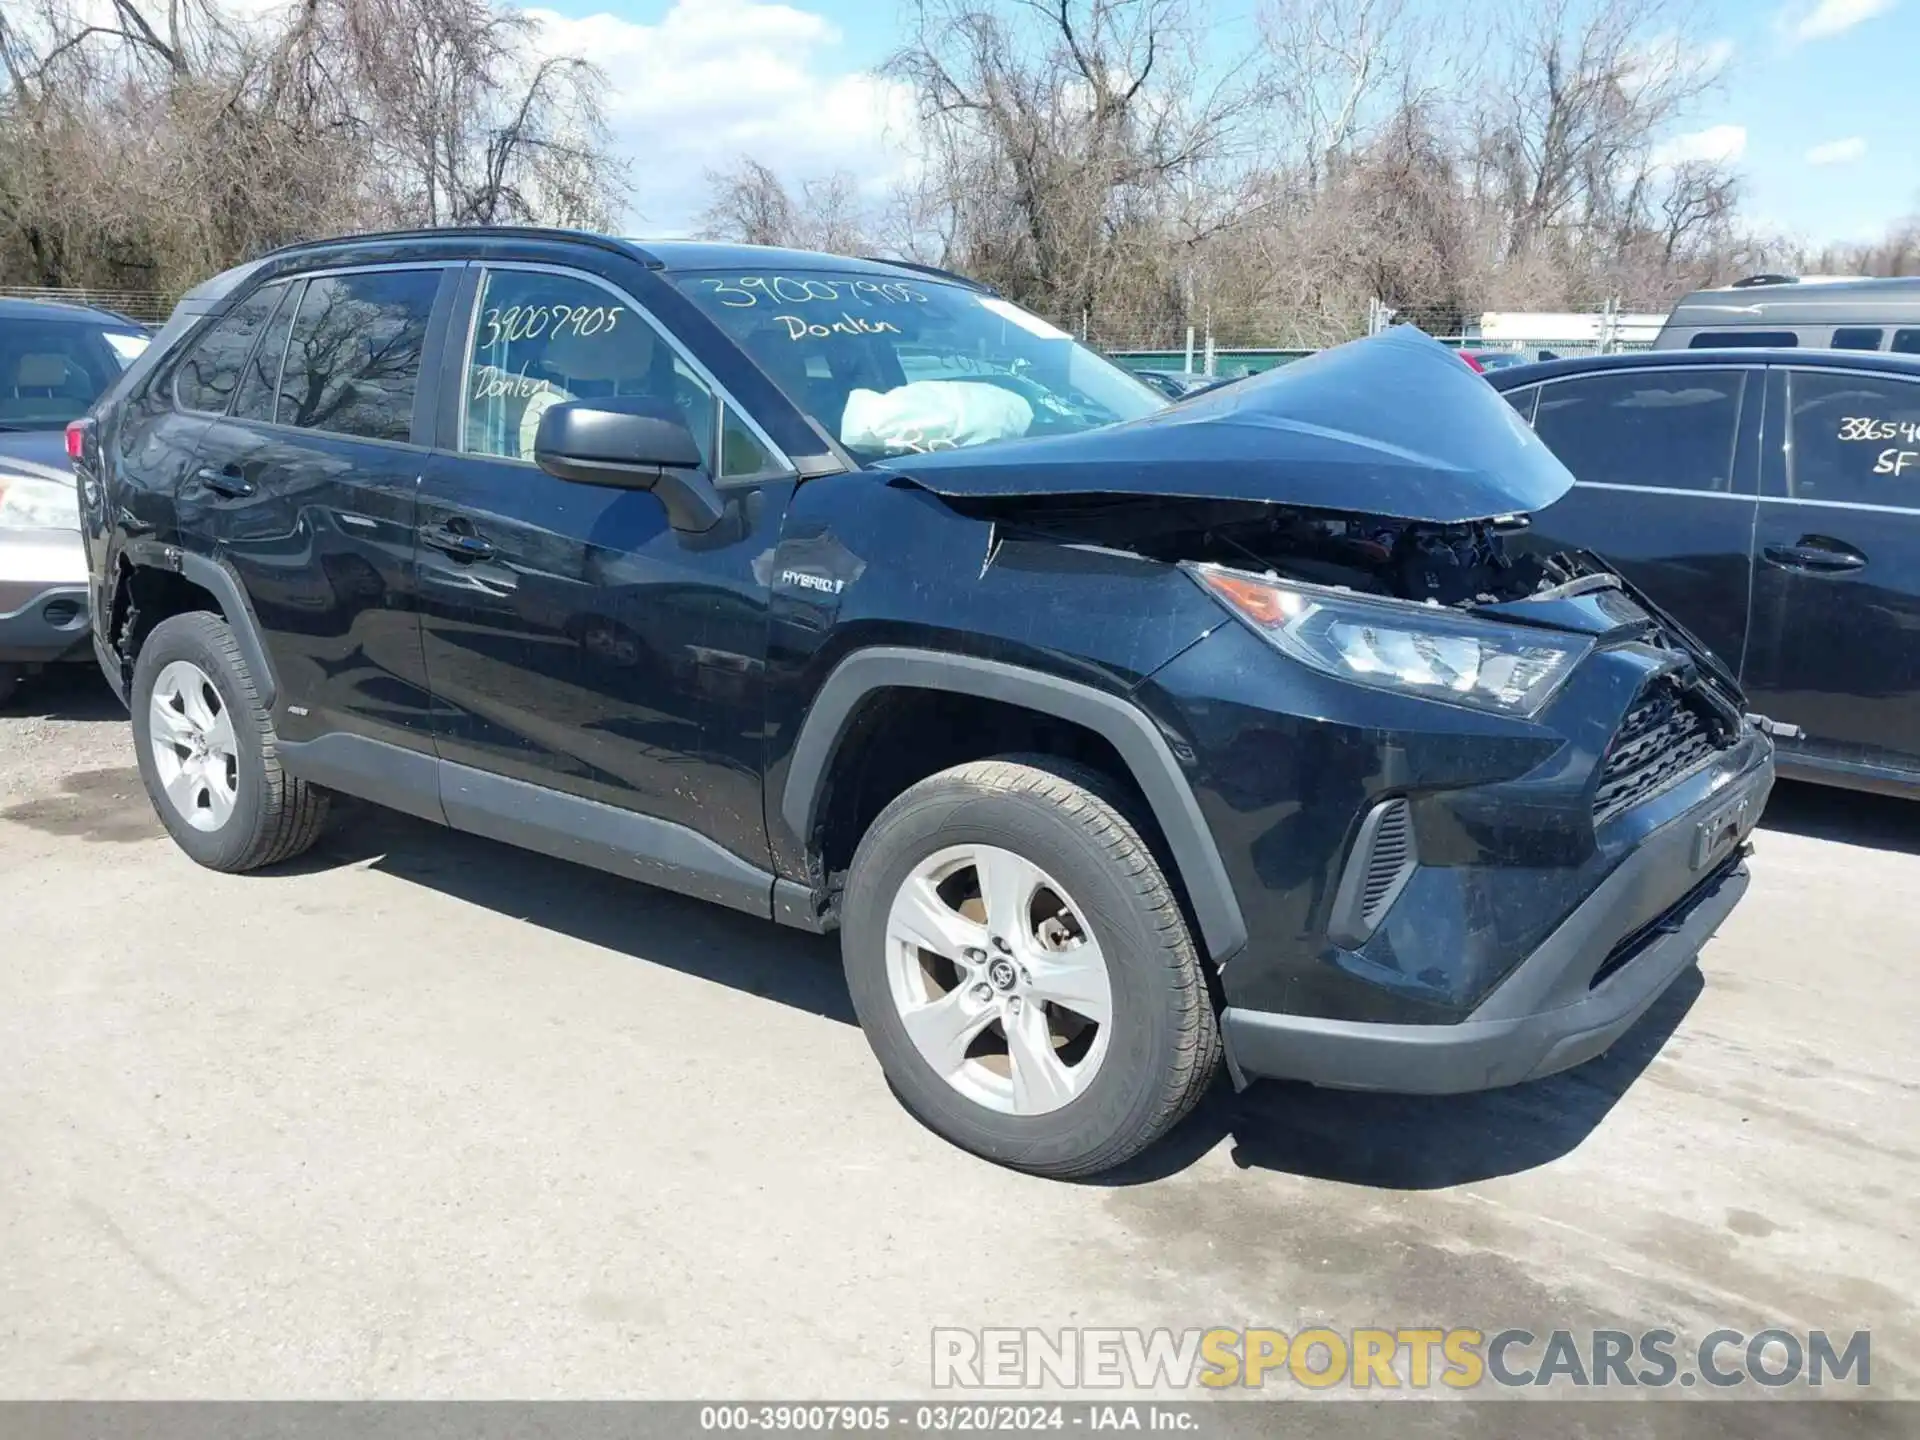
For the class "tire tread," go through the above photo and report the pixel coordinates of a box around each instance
[853,753,1220,1179]
[137,611,329,871]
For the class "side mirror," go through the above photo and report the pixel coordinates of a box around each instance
[533,397,724,533]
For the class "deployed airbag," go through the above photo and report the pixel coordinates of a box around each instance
[841,381,1034,454]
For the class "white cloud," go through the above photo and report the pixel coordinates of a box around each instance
[524,0,916,234]
[1699,37,1739,71]
[1779,0,1898,43]
[1806,135,1868,165]
[1624,33,1735,96]
[1650,124,1749,168]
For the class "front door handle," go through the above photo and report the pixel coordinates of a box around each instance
[421,523,495,561]
[1761,538,1866,574]
[195,465,255,498]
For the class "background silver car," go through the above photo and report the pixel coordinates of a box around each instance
[0,297,149,707]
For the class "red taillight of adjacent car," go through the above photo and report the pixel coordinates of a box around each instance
[64,419,88,461]
[1457,350,1486,374]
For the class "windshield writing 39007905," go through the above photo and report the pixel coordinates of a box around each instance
[699,276,929,309]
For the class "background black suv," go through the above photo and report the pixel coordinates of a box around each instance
[1489,349,1920,797]
[75,230,1771,1176]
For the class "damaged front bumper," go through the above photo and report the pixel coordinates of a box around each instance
[1219,736,1770,1092]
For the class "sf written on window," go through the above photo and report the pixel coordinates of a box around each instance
[461,270,778,479]
[1787,370,1920,507]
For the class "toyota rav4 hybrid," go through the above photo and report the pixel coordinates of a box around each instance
[72,231,1774,1177]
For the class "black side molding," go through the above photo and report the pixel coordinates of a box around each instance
[779,647,1249,963]
[441,762,774,918]
[276,733,447,826]
[277,734,777,919]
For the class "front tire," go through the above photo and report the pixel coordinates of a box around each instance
[130,611,329,871]
[841,756,1220,1178]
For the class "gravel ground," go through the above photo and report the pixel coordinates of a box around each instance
[1,664,1916,1417]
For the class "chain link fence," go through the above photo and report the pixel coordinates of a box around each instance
[0,286,176,324]
[1048,298,1657,379]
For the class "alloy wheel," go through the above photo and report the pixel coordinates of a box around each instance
[883,843,1114,1116]
[148,659,240,833]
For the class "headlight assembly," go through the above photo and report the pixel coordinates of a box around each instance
[0,473,79,531]
[1190,563,1591,717]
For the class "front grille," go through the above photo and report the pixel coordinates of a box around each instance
[1592,682,1726,825]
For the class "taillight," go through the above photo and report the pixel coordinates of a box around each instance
[64,419,88,461]
[1458,350,1485,374]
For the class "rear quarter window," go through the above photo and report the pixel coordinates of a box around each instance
[174,287,283,414]
[1499,383,1539,424]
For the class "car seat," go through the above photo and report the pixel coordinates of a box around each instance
[513,321,712,464]
[0,352,88,419]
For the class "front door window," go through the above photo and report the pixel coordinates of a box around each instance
[461,269,778,479]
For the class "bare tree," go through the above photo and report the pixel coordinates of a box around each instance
[1476,0,1729,262]
[886,0,1264,320]
[1258,0,1427,192]
[0,0,625,294]
[699,161,871,252]
[700,159,801,246]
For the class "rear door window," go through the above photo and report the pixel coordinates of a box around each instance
[275,269,439,443]
[174,287,282,414]
[1784,369,1920,507]
[231,282,299,423]
[1891,329,1920,355]
[1532,369,1746,493]
[1688,331,1798,349]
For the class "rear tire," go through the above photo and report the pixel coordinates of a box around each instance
[131,611,329,871]
[841,755,1219,1178]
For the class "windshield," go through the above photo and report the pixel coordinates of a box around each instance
[0,316,150,430]
[669,269,1166,461]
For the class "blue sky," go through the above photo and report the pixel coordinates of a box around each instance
[1691,0,1916,241]
[527,0,1916,245]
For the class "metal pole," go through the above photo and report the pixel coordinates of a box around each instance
[1184,325,1195,374]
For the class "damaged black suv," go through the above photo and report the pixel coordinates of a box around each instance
[74,230,1773,1177]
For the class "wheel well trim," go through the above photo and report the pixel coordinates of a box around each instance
[781,647,1249,963]
[120,549,279,709]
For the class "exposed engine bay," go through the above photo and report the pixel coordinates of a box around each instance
[962,494,1584,607]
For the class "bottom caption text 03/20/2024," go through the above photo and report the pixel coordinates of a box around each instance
[0,1402,1908,1440]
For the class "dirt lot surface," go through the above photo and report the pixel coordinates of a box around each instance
[2,667,1915,1420]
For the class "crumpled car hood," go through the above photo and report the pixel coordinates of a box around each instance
[876,326,1575,524]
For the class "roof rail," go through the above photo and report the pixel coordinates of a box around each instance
[1729,273,1800,288]
[252,225,656,267]
[859,256,994,293]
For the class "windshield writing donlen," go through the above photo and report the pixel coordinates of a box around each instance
[673,270,1162,461]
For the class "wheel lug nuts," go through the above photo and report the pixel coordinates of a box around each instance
[963,947,986,963]
[971,982,993,1002]
[1008,996,1023,1013]
[992,935,1011,953]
